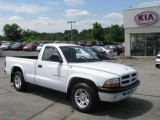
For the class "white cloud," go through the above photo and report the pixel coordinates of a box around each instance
[0,16,68,34]
[136,1,160,8]
[0,16,123,35]
[0,3,48,14]
[103,12,123,25]
[103,12,123,20]
[32,17,58,26]
[47,1,59,6]
[64,0,84,5]
[0,11,123,35]
[65,9,90,17]
[8,16,23,21]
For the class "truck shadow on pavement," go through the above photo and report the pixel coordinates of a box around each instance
[26,84,153,119]
[92,97,153,119]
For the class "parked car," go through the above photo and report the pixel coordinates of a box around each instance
[0,41,8,46]
[114,45,124,55]
[93,46,114,58]
[23,43,37,51]
[36,43,45,52]
[96,40,103,46]
[0,42,13,50]
[104,46,115,56]
[5,43,140,113]
[78,41,85,46]
[156,51,160,68]
[86,41,92,46]
[53,40,61,43]
[21,42,28,47]
[68,41,77,45]
[86,47,107,60]
[11,42,24,51]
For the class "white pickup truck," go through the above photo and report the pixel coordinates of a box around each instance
[5,43,140,113]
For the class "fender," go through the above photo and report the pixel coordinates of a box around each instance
[66,73,99,92]
[11,64,26,82]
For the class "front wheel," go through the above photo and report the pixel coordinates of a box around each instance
[71,83,98,113]
[13,71,28,91]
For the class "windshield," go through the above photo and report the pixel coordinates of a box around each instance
[60,46,99,63]
[13,43,20,47]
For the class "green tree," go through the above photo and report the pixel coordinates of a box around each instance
[110,25,124,43]
[92,22,104,41]
[3,23,22,41]
[105,34,113,44]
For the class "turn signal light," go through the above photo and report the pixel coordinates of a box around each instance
[103,83,120,89]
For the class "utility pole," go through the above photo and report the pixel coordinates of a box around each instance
[67,21,76,41]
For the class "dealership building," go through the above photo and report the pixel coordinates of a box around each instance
[124,6,160,57]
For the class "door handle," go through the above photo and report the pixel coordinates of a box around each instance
[38,65,42,68]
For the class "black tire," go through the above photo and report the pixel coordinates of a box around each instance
[71,83,98,113]
[13,71,28,91]
[156,64,160,68]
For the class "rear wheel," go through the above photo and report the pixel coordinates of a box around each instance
[71,83,98,113]
[13,71,28,91]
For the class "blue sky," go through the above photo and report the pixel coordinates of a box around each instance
[0,0,160,34]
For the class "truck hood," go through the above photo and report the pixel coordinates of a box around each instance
[69,62,136,76]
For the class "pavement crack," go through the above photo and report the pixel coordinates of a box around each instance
[62,108,75,120]
[0,76,9,79]
[134,93,160,98]
[0,86,17,95]
[0,87,13,93]
[0,91,16,95]
[27,97,65,120]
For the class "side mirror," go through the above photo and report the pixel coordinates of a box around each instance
[49,55,63,63]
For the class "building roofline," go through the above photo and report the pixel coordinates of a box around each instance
[124,5,160,11]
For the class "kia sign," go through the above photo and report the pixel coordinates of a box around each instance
[135,11,159,25]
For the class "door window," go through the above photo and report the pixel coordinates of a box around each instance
[42,47,62,62]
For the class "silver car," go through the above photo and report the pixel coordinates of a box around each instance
[156,51,160,68]
[36,43,45,52]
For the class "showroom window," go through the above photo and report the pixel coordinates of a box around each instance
[130,33,160,56]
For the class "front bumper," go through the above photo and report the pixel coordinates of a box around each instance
[98,80,140,102]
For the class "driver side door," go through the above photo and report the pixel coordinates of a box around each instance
[35,46,68,92]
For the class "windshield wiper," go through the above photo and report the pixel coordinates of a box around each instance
[70,58,100,63]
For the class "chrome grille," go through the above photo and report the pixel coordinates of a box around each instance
[120,73,137,87]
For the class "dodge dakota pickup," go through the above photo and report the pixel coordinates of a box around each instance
[5,43,140,113]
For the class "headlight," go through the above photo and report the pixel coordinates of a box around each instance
[103,78,120,89]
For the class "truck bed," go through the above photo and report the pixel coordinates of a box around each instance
[5,56,37,84]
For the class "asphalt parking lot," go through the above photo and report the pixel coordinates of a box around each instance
[0,51,160,120]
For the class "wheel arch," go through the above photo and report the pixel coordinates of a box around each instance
[11,66,24,83]
[67,77,99,99]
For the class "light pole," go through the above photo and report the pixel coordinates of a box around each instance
[67,21,76,41]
